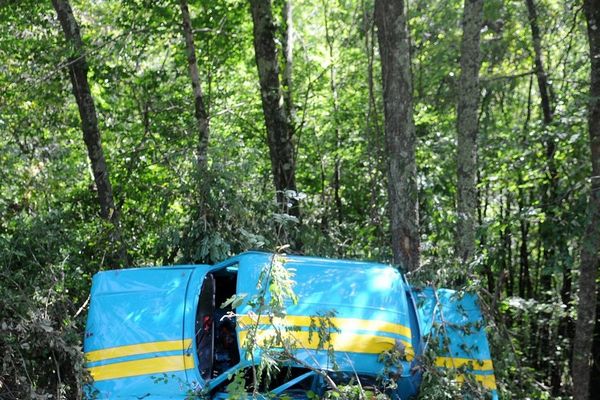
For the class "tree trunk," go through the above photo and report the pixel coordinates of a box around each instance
[525,0,559,291]
[502,194,514,298]
[179,0,210,169]
[518,192,533,299]
[250,0,299,221]
[52,0,125,266]
[525,0,553,125]
[572,1,600,398]
[590,287,600,397]
[456,0,483,266]
[519,74,534,300]
[323,0,343,225]
[374,0,419,271]
[478,178,495,294]
[281,0,295,123]
[525,0,558,277]
[525,0,565,389]
[363,0,385,242]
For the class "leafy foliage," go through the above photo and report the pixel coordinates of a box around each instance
[0,0,596,398]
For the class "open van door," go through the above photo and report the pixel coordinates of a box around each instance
[413,287,498,400]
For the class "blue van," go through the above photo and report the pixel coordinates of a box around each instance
[83,252,497,399]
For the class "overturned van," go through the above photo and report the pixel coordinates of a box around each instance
[84,251,498,399]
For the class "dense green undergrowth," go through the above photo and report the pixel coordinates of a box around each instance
[2,0,596,398]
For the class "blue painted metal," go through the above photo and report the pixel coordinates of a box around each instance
[85,266,203,398]
[84,251,498,399]
[413,287,499,400]
[234,252,417,379]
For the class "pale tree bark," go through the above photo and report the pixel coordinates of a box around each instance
[374,0,419,271]
[572,1,600,399]
[179,0,210,169]
[456,0,483,266]
[52,0,125,266]
[250,0,299,219]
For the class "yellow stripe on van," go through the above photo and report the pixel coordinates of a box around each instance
[85,339,193,363]
[238,329,414,360]
[237,315,412,340]
[87,354,195,381]
[435,356,494,371]
[455,373,497,390]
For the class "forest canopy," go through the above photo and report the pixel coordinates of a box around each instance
[0,0,598,399]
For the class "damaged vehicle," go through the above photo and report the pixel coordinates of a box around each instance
[84,251,498,399]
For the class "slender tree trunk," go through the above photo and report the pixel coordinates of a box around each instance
[362,0,385,245]
[496,194,512,300]
[456,0,483,266]
[519,74,534,300]
[323,0,343,225]
[179,0,210,169]
[526,0,565,388]
[525,0,553,126]
[501,194,514,298]
[478,177,495,294]
[572,2,600,398]
[525,0,559,293]
[557,261,574,386]
[281,0,295,123]
[374,0,419,271]
[590,287,600,396]
[250,0,299,220]
[52,0,125,266]
[525,0,558,278]
[518,190,533,299]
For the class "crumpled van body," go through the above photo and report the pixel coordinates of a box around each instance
[84,252,497,399]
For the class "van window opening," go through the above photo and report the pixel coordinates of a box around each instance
[196,266,240,380]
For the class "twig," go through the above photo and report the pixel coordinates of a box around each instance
[344,352,366,399]
[36,28,153,83]
[481,70,535,82]
[281,347,340,394]
[74,295,90,320]
[477,287,522,370]
[431,284,459,369]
